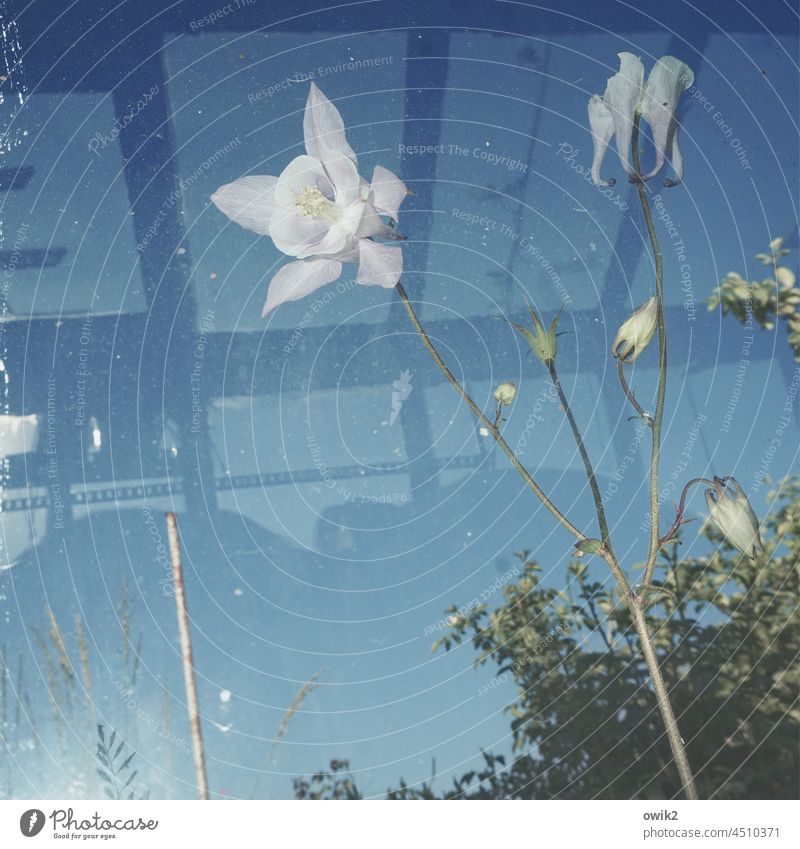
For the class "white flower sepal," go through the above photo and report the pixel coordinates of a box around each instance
[588,53,694,187]
[705,476,765,560]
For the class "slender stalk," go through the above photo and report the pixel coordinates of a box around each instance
[659,477,715,547]
[397,284,633,598]
[548,362,613,551]
[250,671,322,799]
[395,282,584,543]
[165,512,209,801]
[630,114,668,589]
[627,115,698,798]
[617,358,653,426]
[630,597,698,799]
[162,685,172,801]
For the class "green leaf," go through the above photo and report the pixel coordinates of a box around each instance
[574,538,604,555]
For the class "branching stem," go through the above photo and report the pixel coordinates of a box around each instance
[627,115,698,799]
[395,282,584,543]
[659,477,715,548]
[395,122,699,795]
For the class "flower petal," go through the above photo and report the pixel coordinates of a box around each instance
[588,95,615,186]
[210,176,278,235]
[706,477,764,559]
[369,165,408,220]
[355,240,403,288]
[303,82,357,166]
[262,258,342,316]
[270,209,347,259]
[611,297,658,362]
[603,52,645,179]
[322,152,361,207]
[640,55,694,184]
[356,194,405,241]
[662,130,686,188]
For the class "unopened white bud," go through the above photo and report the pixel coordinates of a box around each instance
[494,382,517,406]
[612,297,658,363]
[705,476,764,560]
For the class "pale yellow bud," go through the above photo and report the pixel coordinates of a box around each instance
[612,297,658,363]
[494,382,517,406]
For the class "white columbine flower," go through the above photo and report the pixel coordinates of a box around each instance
[705,477,765,560]
[589,53,694,187]
[611,297,658,363]
[211,83,408,315]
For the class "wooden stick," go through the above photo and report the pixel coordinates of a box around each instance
[165,512,209,800]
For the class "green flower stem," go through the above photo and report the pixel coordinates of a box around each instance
[545,359,693,807]
[659,477,716,547]
[396,188,697,796]
[396,283,632,597]
[548,362,614,552]
[630,597,699,800]
[628,114,698,800]
[631,114,668,589]
[617,358,654,426]
[394,282,583,543]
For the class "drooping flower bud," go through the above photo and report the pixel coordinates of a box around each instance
[612,297,658,363]
[511,302,561,366]
[705,476,765,560]
[494,382,517,406]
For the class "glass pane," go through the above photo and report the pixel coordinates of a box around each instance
[1,0,797,804]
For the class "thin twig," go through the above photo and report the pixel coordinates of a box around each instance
[548,362,614,551]
[658,477,715,548]
[396,285,631,595]
[630,597,698,799]
[617,358,654,426]
[165,512,209,801]
[249,671,322,799]
[162,685,172,801]
[395,282,584,543]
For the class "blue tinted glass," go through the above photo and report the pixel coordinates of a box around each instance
[0,0,796,802]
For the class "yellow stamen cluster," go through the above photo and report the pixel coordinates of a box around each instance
[294,185,339,223]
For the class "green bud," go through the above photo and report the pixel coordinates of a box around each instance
[511,301,561,366]
[573,538,605,556]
